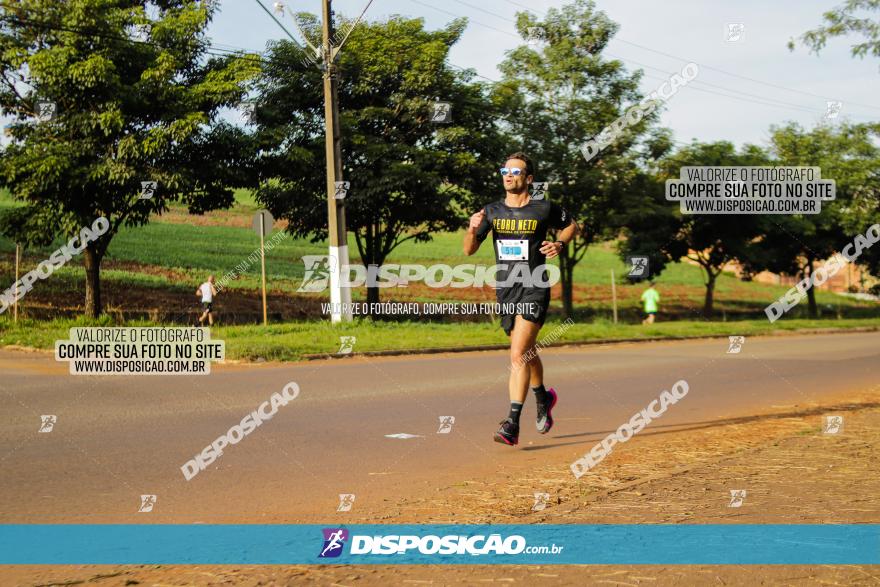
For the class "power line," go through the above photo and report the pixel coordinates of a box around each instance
[413,1,822,112]
[449,61,824,121]
[430,0,880,118]
[420,2,873,151]
[211,41,268,55]
[335,0,377,55]
[639,72,819,114]
[483,0,880,114]
[611,36,880,114]
[619,57,875,120]
[409,0,513,37]
[250,0,301,46]
[636,69,825,114]
[447,62,499,85]
[448,0,514,22]
[0,12,309,71]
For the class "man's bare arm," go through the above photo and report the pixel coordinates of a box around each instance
[540,219,582,259]
[557,220,578,245]
[463,209,486,256]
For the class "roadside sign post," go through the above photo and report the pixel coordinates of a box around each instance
[260,221,267,326]
[14,243,20,323]
[253,210,274,326]
[611,269,618,324]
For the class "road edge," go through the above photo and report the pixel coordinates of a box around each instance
[301,325,880,361]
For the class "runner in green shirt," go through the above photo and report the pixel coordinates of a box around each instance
[641,281,660,325]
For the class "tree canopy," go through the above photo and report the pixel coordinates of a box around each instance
[0,0,258,316]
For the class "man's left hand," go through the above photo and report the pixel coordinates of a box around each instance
[540,240,564,259]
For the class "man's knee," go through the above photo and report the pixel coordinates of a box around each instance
[511,344,536,366]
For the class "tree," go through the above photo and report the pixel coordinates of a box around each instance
[493,0,658,318]
[621,141,772,317]
[790,0,880,59]
[252,15,504,308]
[754,122,880,314]
[790,5,880,279]
[612,129,680,283]
[0,1,258,317]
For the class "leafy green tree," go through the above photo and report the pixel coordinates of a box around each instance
[0,1,259,317]
[612,130,679,282]
[756,122,880,314]
[493,0,659,318]
[791,5,880,279]
[790,0,880,58]
[621,141,772,317]
[252,15,504,307]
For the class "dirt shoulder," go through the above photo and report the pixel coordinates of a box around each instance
[4,389,879,586]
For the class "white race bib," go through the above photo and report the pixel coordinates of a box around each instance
[497,239,528,261]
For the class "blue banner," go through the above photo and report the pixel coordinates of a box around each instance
[1,524,877,565]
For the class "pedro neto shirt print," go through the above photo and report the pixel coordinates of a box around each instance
[474,199,573,302]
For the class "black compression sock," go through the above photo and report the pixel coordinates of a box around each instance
[508,402,523,425]
[532,384,549,405]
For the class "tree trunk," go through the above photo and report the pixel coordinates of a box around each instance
[559,246,574,319]
[703,269,716,318]
[366,283,380,308]
[559,174,574,320]
[83,245,103,318]
[361,223,383,316]
[805,257,818,318]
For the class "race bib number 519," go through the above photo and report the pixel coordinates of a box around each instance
[497,239,528,261]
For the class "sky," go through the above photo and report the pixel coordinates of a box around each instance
[209,0,880,149]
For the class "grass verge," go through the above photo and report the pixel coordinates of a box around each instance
[1,316,877,362]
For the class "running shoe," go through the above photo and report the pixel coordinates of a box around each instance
[536,387,557,434]
[493,418,519,446]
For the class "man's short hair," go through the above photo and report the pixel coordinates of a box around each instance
[505,152,534,177]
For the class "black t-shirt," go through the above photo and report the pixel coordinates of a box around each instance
[474,198,573,302]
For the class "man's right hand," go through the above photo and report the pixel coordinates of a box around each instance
[468,209,486,233]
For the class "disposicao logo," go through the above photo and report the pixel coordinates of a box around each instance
[319,528,349,558]
[348,534,527,555]
[316,531,563,558]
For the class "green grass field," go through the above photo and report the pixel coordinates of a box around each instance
[0,188,637,285]
[1,315,877,361]
[1,188,873,311]
[1,187,878,360]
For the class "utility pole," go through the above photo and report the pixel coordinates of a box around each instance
[610,269,618,324]
[322,0,352,323]
[265,0,368,322]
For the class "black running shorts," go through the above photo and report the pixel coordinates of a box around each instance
[500,289,550,336]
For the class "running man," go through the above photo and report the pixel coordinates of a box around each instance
[463,152,579,446]
[196,275,217,326]
[641,280,660,325]
[321,529,346,557]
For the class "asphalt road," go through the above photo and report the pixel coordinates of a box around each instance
[1,331,877,523]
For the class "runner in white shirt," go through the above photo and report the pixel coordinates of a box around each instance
[196,275,217,326]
